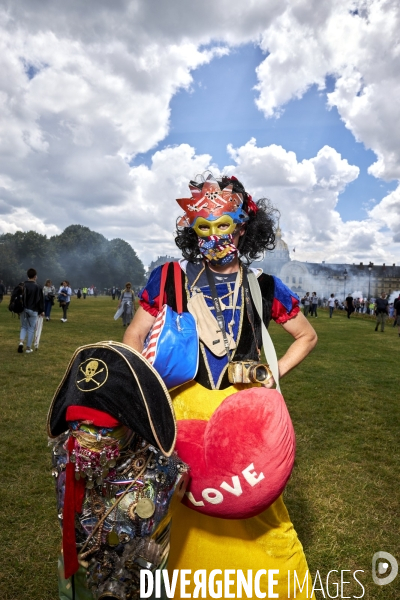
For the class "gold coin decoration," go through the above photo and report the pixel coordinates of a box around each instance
[135,497,155,519]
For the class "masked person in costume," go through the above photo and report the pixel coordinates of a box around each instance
[48,341,189,600]
[123,173,318,599]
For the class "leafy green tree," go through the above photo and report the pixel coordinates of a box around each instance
[0,225,145,291]
[0,238,23,286]
[50,225,108,285]
[108,238,146,288]
[0,231,63,286]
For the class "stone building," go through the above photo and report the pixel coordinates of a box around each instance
[146,255,180,276]
[256,229,400,301]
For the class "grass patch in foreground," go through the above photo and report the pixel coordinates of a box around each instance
[0,300,399,599]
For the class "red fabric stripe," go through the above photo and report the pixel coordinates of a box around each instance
[272,297,300,325]
[66,406,121,427]
[75,477,85,513]
[63,436,79,580]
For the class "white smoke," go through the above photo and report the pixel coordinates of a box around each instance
[350,290,363,299]
[388,291,400,304]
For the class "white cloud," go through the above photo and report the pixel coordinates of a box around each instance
[0,0,399,267]
[255,0,400,184]
[93,138,396,267]
[369,187,400,243]
[0,208,60,237]
[222,139,384,263]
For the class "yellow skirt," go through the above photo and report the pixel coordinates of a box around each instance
[169,381,314,599]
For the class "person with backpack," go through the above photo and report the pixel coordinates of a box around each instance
[17,268,44,353]
[58,280,72,322]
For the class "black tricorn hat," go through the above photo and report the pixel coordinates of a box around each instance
[47,341,176,456]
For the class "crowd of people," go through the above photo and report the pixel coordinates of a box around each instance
[300,289,400,334]
[6,270,400,357]
[6,271,138,353]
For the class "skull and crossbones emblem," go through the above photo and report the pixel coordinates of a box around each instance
[76,358,108,391]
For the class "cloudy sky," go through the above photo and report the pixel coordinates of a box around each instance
[0,0,399,267]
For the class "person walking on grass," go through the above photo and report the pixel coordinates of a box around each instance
[58,280,72,322]
[310,292,319,317]
[374,292,388,332]
[345,295,355,319]
[394,294,400,337]
[18,268,44,353]
[118,282,135,327]
[302,292,311,317]
[123,172,317,599]
[328,293,336,318]
[43,279,56,321]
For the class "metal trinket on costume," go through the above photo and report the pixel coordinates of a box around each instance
[198,234,238,265]
[51,424,189,600]
[68,422,127,487]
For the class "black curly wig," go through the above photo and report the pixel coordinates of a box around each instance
[175,175,278,264]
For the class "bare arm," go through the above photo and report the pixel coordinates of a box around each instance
[278,311,317,377]
[122,306,156,353]
[263,311,317,388]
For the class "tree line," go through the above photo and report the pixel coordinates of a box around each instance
[0,224,146,290]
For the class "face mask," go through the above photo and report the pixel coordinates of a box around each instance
[198,234,238,265]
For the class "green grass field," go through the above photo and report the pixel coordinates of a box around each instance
[0,297,399,599]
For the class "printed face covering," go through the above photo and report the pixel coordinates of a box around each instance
[198,234,238,265]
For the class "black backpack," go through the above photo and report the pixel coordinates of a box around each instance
[9,283,25,315]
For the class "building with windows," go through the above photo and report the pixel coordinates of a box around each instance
[256,229,400,301]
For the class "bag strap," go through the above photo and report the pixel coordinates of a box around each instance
[159,262,184,313]
[247,271,281,392]
[173,262,183,314]
[158,263,169,312]
[242,268,261,358]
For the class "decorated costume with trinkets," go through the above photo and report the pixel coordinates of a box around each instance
[48,342,189,600]
[136,172,314,598]
[139,263,314,599]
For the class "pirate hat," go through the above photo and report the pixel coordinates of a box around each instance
[47,341,176,456]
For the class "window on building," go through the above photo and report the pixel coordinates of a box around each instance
[292,277,296,284]
[299,277,302,284]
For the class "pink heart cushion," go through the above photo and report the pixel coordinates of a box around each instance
[175,387,295,519]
